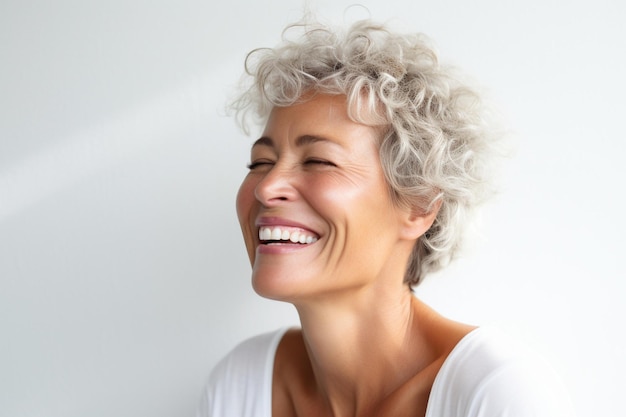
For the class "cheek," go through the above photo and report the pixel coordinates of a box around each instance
[236,177,256,222]
[236,178,259,264]
[311,176,398,245]
[306,175,361,204]
[309,174,390,215]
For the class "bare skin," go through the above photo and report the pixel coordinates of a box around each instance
[236,94,475,417]
[272,298,475,417]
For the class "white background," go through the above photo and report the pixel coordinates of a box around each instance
[1,1,624,416]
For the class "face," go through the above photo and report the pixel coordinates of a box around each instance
[236,94,416,303]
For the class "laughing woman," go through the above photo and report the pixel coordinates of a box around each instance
[197,18,574,417]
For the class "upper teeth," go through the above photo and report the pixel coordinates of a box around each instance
[258,227,318,244]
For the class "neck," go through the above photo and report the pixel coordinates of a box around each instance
[293,284,435,416]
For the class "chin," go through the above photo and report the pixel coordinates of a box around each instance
[251,270,298,302]
[251,267,324,303]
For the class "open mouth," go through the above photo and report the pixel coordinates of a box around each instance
[258,226,319,245]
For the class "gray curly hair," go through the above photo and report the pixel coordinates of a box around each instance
[231,18,499,287]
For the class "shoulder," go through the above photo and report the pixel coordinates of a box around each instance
[196,328,289,417]
[209,328,287,382]
[427,326,576,417]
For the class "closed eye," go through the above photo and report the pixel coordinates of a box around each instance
[246,160,275,170]
[304,158,336,167]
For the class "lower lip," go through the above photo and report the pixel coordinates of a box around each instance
[257,241,316,254]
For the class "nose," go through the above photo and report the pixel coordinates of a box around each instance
[254,164,297,206]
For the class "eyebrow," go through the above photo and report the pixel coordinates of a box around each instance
[251,135,338,149]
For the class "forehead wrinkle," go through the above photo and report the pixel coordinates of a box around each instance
[295,134,340,147]
[251,134,343,150]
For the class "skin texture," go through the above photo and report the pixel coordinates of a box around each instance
[236,94,474,417]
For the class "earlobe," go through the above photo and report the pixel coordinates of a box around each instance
[399,199,442,241]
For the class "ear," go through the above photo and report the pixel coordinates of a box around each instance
[398,199,442,241]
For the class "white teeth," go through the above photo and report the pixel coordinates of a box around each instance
[260,228,271,240]
[258,226,318,244]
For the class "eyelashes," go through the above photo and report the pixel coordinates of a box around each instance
[246,161,272,170]
[246,158,336,170]
[304,158,336,167]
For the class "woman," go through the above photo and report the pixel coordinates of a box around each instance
[198,18,574,417]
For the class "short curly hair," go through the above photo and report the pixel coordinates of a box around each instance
[231,18,499,287]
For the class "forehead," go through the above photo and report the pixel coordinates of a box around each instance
[267,94,351,126]
[256,94,384,149]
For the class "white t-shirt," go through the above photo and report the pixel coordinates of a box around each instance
[196,327,575,417]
